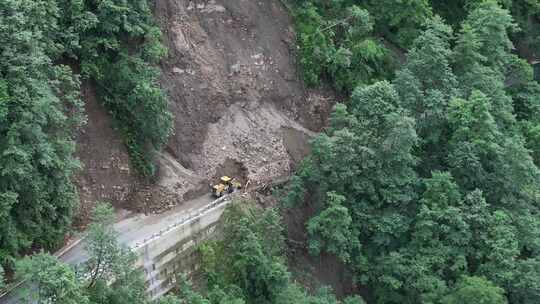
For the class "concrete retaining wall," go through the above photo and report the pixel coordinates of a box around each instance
[133,197,232,300]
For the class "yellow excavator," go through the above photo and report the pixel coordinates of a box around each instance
[211,176,242,198]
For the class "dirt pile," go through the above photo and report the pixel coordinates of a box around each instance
[190,104,314,188]
[138,0,334,210]
[74,0,335,215]
[157,0,331,158]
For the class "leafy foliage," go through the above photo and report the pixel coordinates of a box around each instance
[83,202,147,304]
[364,0,433,48]
[432,0,540,58]
[0,0,84,264]
[393,17,458,173]
[307,192,359,263]
[194,203,365,304]
[6,0,540,303]
[292,1,395,92]
[76,0,172,177]
[441,276,508,304]
[15,202,365,304]
[0,0,171,266]
[16,202,148,304]
[16,252,89,304]
[286,2,540,303]
[0,265,5,291]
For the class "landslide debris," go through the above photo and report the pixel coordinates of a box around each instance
[142,0,335,211]
[75,0,335,214]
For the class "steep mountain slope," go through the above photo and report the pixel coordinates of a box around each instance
[147,0,333,209]
[75,0,334,214]
[74,82,138,224]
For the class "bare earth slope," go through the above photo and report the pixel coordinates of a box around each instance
[138,0,334,210]
[74,0,334,214]
[74,82,138,225]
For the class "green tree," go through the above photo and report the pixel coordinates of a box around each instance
[365,0,433,47]
[230,219,289,303]
[393,17,458,173]
[442,276,507,304]
[0,264,5,290]
[16,252,89,304]
[508,258,540,304]
[0,0,84,263]
[287,2,540,304]
[374,172,468,303]
[158,295,182,304]
[84,202,120,287]
[285,82,419,301]
[509,81,540,165]
[454,1,517,71]
[307,192,359,263]
[104,249,147,304]
[347,83,419,249]
[453,1,524,129]
[0,0,172,266]
[197,202,360,304]
[205,205,290,303]
[525,123,540,165]
[256,208,285,258]
[83,202,147,304]
[511,0,540,56]
[342,295,365,304]
[293,2,394,92]
[432,0,540,57]
[76,0,172,177]
[410,172,470,271]
[447,90,540,210]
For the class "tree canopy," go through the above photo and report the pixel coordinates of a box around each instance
[0,0,84,265]
[286,2,540,303]
[0,0,172,266]
[15,202,148,304]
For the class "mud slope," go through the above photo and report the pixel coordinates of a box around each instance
[146,0,334,208]
[74,82,138,225]
[74,0,334,214]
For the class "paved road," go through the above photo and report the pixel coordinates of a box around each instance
[0,194,215,304]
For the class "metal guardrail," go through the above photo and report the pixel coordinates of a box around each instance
[130,195,231,250]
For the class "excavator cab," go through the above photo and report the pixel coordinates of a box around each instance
[211,176,241,197]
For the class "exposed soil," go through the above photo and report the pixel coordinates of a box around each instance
[212,158,248,185]
[281,126,313,167]
[124,0,336,211]
[156,0,332,156]
[73,0,335,218]
[249,187,357,298]
[190,104,313,186]
[73,82,139,227]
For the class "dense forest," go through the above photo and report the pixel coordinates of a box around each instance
[286,0,540,303]
[0,0,172,267]
[0,0,539,303]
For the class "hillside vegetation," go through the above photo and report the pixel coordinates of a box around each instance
[286,1,540,303]
[0,0,172,266]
